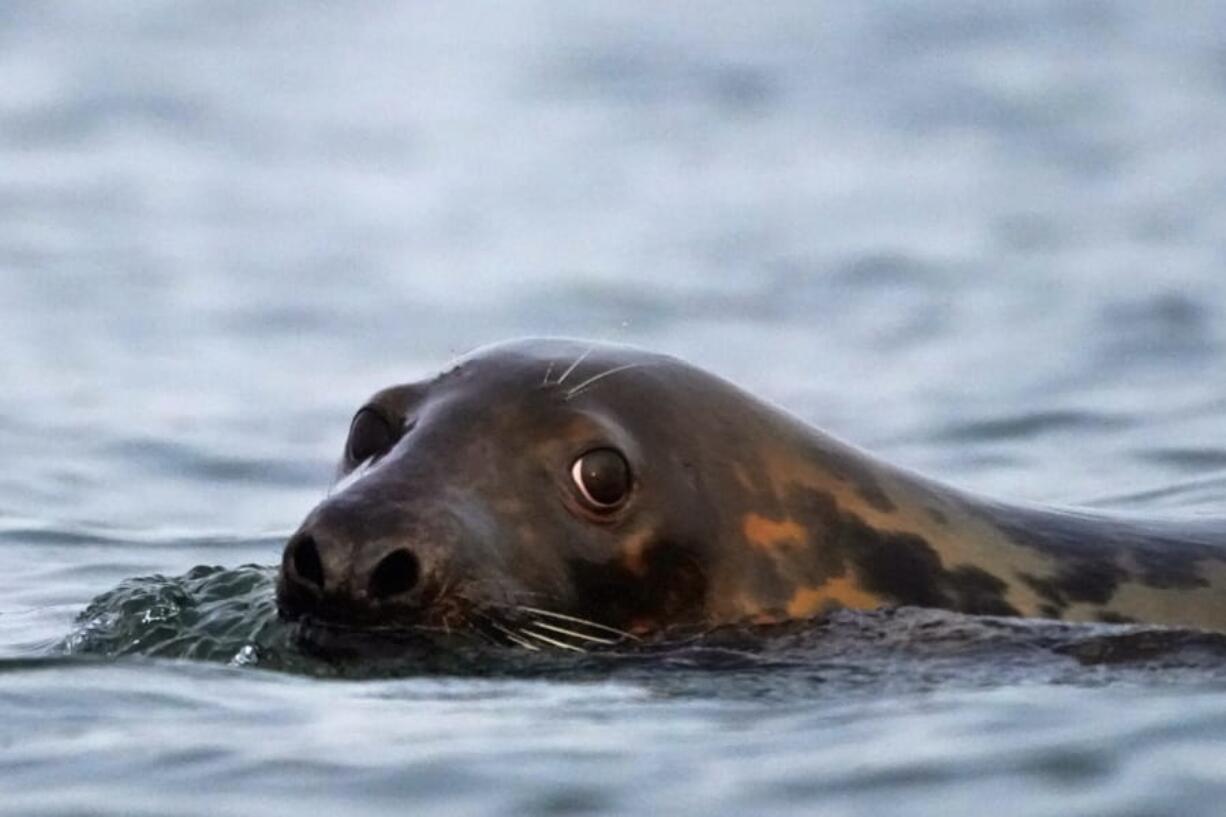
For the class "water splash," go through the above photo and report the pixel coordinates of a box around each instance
[58,565,1226,692]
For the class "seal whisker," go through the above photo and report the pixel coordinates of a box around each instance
[515,606,641,641]
[460,603,524,642]
[541,360,557,386]
[502,589,553,601]
[485,619,542,651]
[553,347,593,387]
[526,620,618,645]
[519,627,588,653]
[463,614,503,647]
[435,575,459,605]
[565,363,648,401]
[467,609,511,646]
[471,629,502,648]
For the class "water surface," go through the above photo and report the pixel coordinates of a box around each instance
[4,2,1226,815]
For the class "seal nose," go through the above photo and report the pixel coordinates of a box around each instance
[367,548,420,600]
[279,521,425,619]
[287,533,326,592]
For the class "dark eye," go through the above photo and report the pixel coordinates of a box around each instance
[347,408,398,464]
[570,448,632,510]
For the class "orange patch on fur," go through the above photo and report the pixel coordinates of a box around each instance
[786,578,881,618]
[720,591,784,625]
[620,530,653,576]
[742,513,807,552]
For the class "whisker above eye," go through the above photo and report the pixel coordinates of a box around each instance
[564,363,650,401]
[553,346,594,387]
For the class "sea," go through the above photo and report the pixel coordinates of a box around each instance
[3,2,1226,815]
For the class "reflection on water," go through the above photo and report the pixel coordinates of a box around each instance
[3,1,1226,815]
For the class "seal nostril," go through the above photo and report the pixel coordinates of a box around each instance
[292,535,325,591]
[369,549,420,601]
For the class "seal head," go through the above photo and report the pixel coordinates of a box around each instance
[277,340,719,638]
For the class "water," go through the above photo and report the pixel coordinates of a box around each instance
[3,1,1226,814]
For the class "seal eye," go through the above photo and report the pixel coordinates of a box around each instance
[347,408,397,464]
[571,448,632,511]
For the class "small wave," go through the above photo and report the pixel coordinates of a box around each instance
[0,517,287,550]
[108,438,329,487]
[928,409,1130,444]
[1137,447,1226,472]
[1084,472,1226,511]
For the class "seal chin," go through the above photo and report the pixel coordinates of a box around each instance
[287,608,477,662]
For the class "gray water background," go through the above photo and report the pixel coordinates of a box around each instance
[3,2,1226,815]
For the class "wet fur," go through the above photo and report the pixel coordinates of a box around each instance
[277,339,1226,637]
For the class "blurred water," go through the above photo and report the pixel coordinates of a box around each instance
[3,1,1226,815]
